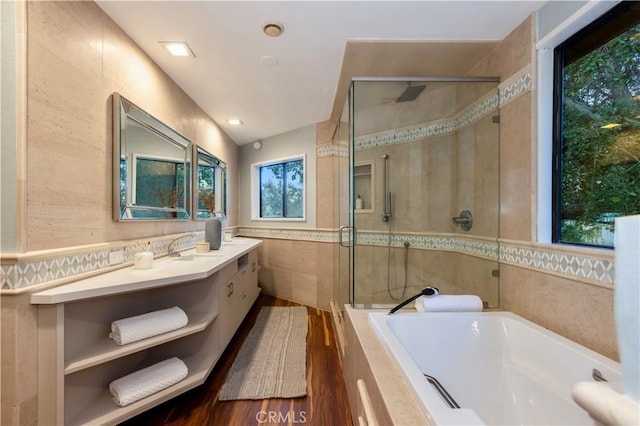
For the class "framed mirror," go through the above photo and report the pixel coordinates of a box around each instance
[113,93,192,220]
[194,145,227,219]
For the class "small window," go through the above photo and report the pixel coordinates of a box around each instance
[553,2,640,247]
[253,156,305,219]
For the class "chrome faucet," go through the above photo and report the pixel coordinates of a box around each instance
[167,233,193,257]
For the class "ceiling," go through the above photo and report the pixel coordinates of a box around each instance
[96,1,546,145]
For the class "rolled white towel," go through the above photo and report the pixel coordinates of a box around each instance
[109,306,188,345]
[572,381,640,426]
[415,294,483,312]
[109,357,188,407]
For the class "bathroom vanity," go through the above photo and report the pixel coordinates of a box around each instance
[31,238,261,426]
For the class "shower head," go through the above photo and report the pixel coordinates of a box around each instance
[396,83,425,103]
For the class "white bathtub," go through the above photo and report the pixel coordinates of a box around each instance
[369,311,623,425]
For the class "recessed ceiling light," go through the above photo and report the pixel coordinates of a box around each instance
[263,21,284,37]
[600,123,621,129]
[227,118,243,126]
[160,41,195,57]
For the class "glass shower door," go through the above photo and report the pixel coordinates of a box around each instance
[349,78,501,308]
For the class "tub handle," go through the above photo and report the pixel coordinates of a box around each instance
[592,368,608,382]
[424,374,460,409]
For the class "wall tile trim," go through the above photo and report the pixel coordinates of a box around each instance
[317,64,533,158]
[499,239,614,288]
[1,226,614,291]
[1,232,205,291]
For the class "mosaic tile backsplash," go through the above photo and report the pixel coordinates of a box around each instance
[1,232,204,290]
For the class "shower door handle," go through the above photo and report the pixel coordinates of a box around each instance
[339,225,357,247]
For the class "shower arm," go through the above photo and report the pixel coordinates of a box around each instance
[381,154,391,222]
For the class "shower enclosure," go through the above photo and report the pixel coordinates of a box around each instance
[337,78,501,309]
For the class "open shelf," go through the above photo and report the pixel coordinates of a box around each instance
[64,310,218,375]
[66,349,213,426]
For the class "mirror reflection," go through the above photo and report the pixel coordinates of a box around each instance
[195,145,226,219]
[113,93,192,220]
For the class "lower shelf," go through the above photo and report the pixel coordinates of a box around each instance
[67,349,216,426]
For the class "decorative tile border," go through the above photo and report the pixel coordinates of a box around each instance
[1,225,615,290]
[0,232,204,290]
[238,227,338,243]
[499,241,614,286]
[353,88,500,151]
[356,231,499,261]
[347,65,532,152]
[238,227,614,287]
[238,227,498,260]
[317,144,348,158]
[498,64,532,107]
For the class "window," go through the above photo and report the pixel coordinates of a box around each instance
[253,156,305,219]
[553,2,640,247]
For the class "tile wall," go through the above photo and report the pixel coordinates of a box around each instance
[1,2,237,424]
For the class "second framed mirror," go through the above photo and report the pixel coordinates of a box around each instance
[194,145,227,219]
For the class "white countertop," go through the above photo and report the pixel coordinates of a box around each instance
[30,238,262,305]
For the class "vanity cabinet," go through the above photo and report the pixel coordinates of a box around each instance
[32,239,261,426]
[217,250,259,349]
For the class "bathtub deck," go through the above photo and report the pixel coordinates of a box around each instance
[344,306,429,425]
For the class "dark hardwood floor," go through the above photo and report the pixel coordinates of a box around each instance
[120,295,353,426]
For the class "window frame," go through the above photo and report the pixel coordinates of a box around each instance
[250,154,306,222]
[550,1,639,248]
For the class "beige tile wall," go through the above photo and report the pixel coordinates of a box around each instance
[501,265,617,360]
[2,2,239,423]
[1,294,38,426]
[25,1,238,251]
[257,239,334,311]
[255,121,336,311]
[472,16,618,359]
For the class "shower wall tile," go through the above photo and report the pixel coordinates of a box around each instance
[473,115,501,238]
[351,242,501,306]
[456,125,476,217]
[453,253,500,308]
[425,136,456,231]
[418,250,455,292]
